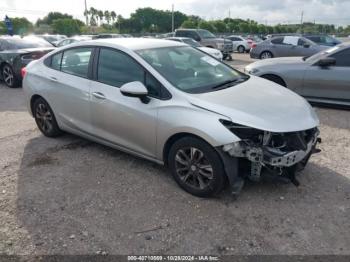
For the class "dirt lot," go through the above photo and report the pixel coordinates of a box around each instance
[0,53,349,256]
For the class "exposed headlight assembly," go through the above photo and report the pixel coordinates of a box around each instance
[219,119,264,143]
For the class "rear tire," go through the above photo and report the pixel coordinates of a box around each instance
[237,45,245,53]
[261,74,286,87]
[168,137,226,197]
[2,64,20,88]
[33,97,63,137]
[260,51,273,60]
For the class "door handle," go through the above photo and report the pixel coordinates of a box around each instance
[92,92,106,100]
[49,76,58,82]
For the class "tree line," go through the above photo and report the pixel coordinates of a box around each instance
[1,7,350,36]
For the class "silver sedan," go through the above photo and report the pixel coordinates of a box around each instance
[250,36,327,59]
[245,43,350,106]
[23,38,320,197]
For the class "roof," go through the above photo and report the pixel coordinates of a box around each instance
[82,37,186,51]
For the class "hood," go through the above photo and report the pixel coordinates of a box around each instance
[249,57,305,67]
[198,46,221,54]
[1,47,55,54]
[187,76,319,133]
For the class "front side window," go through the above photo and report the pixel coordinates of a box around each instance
[330,48,350,67]
[137,46,246,94]
[97,48,164,98]
[198,29,215,39]
[61,47,93,78]
[97,48,144,87]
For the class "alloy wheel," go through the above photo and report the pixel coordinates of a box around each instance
[35,102,53,133]
[3,65,14,87]
[261,52,272,59]
[174,147,214,190]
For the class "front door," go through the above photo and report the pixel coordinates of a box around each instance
[302,48,350,101]
[89,48,161,157]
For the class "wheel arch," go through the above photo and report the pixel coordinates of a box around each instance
[162,132,213,166]
[260,73,287,87]
[30,94,44,116]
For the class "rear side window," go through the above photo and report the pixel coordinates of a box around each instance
[51,52,62,70]
[61,48,93,78]
[271,37,284,44]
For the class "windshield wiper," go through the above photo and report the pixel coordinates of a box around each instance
[211,76,249,90]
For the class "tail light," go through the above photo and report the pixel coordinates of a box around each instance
[21,67,27,78]
[252,43,257,49]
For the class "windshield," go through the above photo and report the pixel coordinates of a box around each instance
[198,29,216,39]
[182,38,201,47]
[5,37,52,50]
[137,46,246,94]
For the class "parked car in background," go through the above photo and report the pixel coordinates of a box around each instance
[245,43,350,106]
[166,37,223,60]
[245,35,263,49]
[23,38,320,197]
[175,29,233,60]
[0,36,54,87]
[226,35,250,53]
[250,36,327,59]
[56,36,92,47]
[36,34,67,46]
[92,34,122,39]
[303,34,341,47]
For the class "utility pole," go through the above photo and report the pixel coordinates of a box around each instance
[300,10,304,33]
[228,9,231,19]
[84,0,89,26]
[171,4,174,33]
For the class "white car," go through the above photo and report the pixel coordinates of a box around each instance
[226,35,251,53]
[166,37,223,60]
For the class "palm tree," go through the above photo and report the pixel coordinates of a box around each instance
[98,10,104,25]
[83,9,90,25]
[89,7,98,26]
[104,10,111,25]
[111,11,117,24]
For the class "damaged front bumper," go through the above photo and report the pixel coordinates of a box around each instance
[219,128,321,195]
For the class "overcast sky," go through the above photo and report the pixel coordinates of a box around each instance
[1,0,350,26]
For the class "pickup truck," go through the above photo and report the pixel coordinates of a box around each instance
[175,29,233,60]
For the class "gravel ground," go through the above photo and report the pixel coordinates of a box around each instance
[0,54,349,256]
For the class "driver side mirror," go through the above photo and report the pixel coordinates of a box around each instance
[120,81,150,104]
[303,43,310,48]
[318,57,336,67]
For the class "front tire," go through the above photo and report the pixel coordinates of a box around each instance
[2,64,20,88]
[33,98,63,137]
[168,137,226,197]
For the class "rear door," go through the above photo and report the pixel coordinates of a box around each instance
[43,47,94,133]
[302,48,350,101]
[89,47,164,157]
[270,37,294,57]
